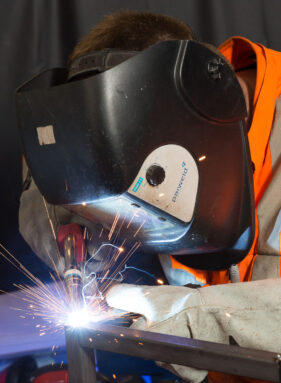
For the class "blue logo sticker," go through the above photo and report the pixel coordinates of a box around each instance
[132,177,143,192]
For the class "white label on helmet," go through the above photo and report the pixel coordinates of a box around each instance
[36,125,56,145]
[128,145,199,223]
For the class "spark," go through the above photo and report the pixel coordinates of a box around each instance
[42,197,62,268]
[127,212,136,229]
[133,219,146,238]
[0,203,154,336]
[81,241,142,306]
[108,213,120,240]
[198,155,206,162]
[83,227,88,240]
[157,278,164,285]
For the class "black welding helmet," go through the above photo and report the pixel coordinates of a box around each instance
[15,40,255,270]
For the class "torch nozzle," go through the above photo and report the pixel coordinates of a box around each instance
[64,268,83,308]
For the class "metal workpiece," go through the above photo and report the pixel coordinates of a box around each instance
[74,324,280,382]
[65,327,96,383]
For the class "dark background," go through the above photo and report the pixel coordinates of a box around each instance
[1,0,281,291]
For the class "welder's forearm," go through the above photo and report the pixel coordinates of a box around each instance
[19,178,66,273]
[119,279,281,353]
[124,279,281,382]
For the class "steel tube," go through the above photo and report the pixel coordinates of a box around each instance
[65,327,96,383]
[77,324,280,382]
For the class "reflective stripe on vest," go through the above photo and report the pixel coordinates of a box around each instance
[159,254,206,286]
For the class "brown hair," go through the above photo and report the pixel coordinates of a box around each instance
[68,10,195,65]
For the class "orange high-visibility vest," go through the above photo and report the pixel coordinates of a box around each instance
[208,37,281,383]
[170,36,281,383]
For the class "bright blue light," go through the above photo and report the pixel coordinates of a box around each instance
[141,376,152,383]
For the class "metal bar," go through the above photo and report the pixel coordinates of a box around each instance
[77,324,280,382]
[65,327,97,383]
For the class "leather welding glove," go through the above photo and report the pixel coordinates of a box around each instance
[19,172,109,274]
[106,279,281,383]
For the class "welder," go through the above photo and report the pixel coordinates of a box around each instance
[16,11,281,383]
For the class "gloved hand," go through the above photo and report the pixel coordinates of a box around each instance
[19,175,109,274]
[106,284,207,383]
[106,279,281,383]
